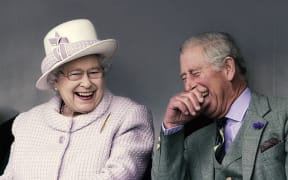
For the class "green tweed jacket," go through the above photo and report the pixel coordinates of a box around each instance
[152,93,288,180]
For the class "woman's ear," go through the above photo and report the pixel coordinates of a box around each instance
[223,56,236,81]
[53,83,59,91]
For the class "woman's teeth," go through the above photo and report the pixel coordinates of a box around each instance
[76,92,94,97]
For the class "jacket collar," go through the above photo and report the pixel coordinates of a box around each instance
[43,89,113,132]
[242,92,270,180]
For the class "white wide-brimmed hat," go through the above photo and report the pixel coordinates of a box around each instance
[36,19,117,90]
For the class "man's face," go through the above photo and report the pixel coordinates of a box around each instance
[179,46,231,119]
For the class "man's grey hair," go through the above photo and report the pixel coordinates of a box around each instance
[46,54,109,89]
[180,32,247,75]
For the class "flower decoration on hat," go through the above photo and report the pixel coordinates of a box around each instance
[48,32,69,45]
[48,32,69,61]
[252,121,265,130]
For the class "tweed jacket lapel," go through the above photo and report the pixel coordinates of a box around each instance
[241,93,270,180]
[198,123,217,180]
[222,122,244,165]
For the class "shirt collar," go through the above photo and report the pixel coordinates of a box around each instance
[225,88,251,122]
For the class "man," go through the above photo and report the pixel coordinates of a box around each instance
[151,32,288,180]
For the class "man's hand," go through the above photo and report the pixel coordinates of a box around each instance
[163,85,209,129]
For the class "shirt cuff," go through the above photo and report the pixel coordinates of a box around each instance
[162,123,184,135]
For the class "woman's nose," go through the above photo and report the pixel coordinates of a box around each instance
[80,73,92,88]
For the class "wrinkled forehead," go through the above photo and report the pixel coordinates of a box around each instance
[179,46,211,71]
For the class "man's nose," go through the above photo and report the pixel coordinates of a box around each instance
[184,77,197,92]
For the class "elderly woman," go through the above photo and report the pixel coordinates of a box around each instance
[0,19,154,180]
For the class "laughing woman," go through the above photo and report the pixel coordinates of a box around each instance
[0,19,154,180]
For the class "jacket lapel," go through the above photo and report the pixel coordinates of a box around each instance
[242,93,270,180]
[198,123,217,180]
[222,124,244,165]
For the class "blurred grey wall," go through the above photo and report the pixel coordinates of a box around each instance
[1,0,288,137]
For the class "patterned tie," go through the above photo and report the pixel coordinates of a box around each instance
[214,117,227,163]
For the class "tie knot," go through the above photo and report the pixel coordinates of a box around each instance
[216,117,227,129]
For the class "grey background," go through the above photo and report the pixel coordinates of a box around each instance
[1,0,288,138]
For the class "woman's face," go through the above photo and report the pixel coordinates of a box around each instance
[54,55,105,116]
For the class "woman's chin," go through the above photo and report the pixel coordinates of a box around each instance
[76,106,95,114]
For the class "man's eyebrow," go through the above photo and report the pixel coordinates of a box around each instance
[90,66,102,70]
[180,68,198,77]
[180,72,186,78]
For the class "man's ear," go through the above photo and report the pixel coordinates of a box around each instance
[223,56,236,81]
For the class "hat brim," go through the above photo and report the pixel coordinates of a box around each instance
[36,39,117,90]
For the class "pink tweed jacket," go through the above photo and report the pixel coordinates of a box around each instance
[0,89,154,180]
